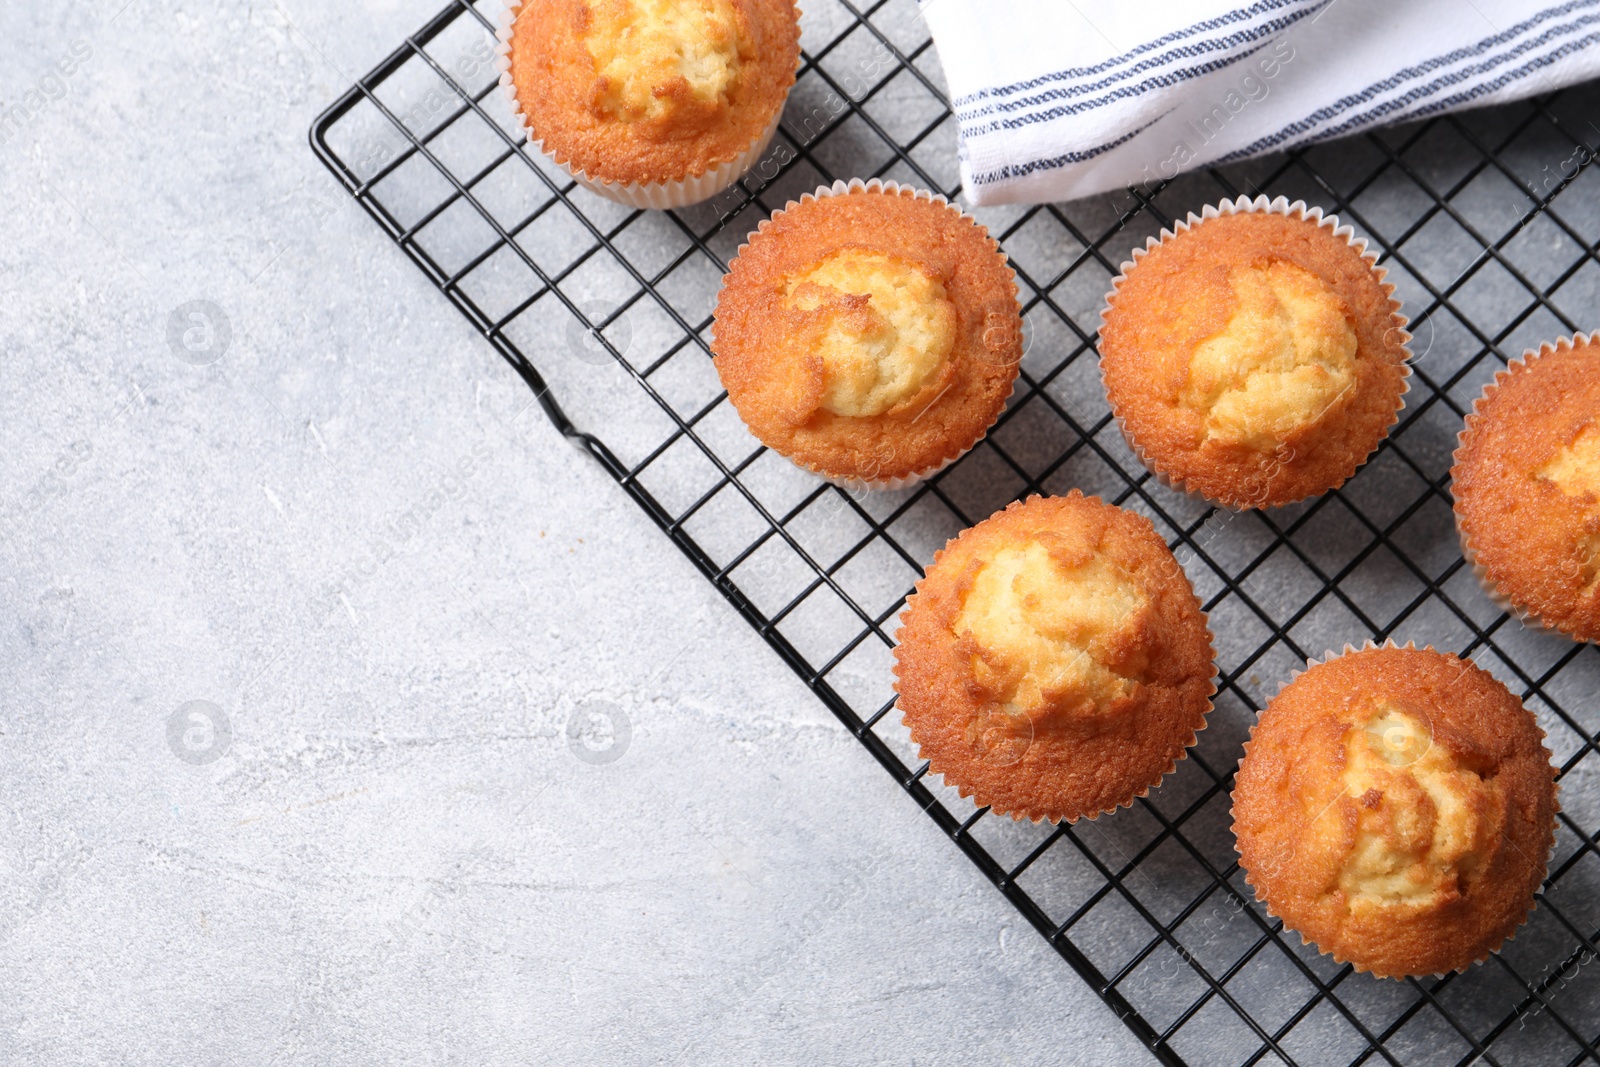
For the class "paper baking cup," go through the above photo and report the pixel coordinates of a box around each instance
[494,0,794,209]
[820,453,960,495]
[734,177,1022,491]
[1098,194,1413,511]
[1454,331,1600,641]
[1232,640,1557,978]
[894,492,1218,823]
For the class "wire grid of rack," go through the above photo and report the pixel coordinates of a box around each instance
[310,2,1600,1063]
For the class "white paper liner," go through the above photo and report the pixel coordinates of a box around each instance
[1097,194,1414,511]
[1231,639,1558,978]
[1452,331,1600,643]
[892,491,1219,824]
[494,0,795,209]
[728,177,1022,491]
[820,452,960,494]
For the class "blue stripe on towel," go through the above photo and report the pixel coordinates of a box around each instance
[950,0,1322,108]
[968,115,1171,185]
[955,10,1315,123]
[1212,0,1600,159]
[965,0,1600,190]
[1230,29,1600,158]
[959,39,1277,139]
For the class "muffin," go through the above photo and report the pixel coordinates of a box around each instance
[1452,333,1600,642]
[893,492,1216,822]
[1099,196,1411,509]
[713,179,1022,488]
[1233,645,1557,978]
[497,0,800,208]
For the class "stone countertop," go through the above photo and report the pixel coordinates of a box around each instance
[0,2,1152,1063]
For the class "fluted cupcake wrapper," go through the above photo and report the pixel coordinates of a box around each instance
[1453,331,1600,643]
[818,452,962,494]
[740,177,1022,491]
[494,1,794,209]
[1098,194,1414,511]
[1231,639,1558,979]
[1270,638,1424,693]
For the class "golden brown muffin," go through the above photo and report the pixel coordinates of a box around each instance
[1453,334,1600,642]
[1099,198,1410,509]
[502,0,799,200]
[713,180,1022,486]
[1233,645,1557,978]
[893,492,1216,821]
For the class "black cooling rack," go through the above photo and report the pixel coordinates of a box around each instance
[310,2,1600,1063]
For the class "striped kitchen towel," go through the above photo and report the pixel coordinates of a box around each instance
[921,0,1600,205]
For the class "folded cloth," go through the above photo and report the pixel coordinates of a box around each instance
[921,0,1600,205]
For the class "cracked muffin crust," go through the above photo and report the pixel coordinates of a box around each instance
[713,180,1022,486]
[1099,199,1409,509]
[893,492,1216,822]
[1232,645,1557,978]
[504,0,799,191]
[1453,334,1600,643]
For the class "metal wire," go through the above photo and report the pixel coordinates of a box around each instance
[310,2,1600,1063]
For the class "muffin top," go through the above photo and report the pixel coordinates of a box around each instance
[713,182,1022,483]
[507,0,800,185]
[1233,646,1556,978]
[1453,336,1600,642]
[894,493,1215,822]
[1099,205,1410,508]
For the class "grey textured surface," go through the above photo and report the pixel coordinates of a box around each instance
[0,3,1152,1064]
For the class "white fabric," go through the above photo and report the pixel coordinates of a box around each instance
[921,0,1600,205]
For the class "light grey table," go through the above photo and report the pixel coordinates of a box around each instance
[0,2,1153,1063]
